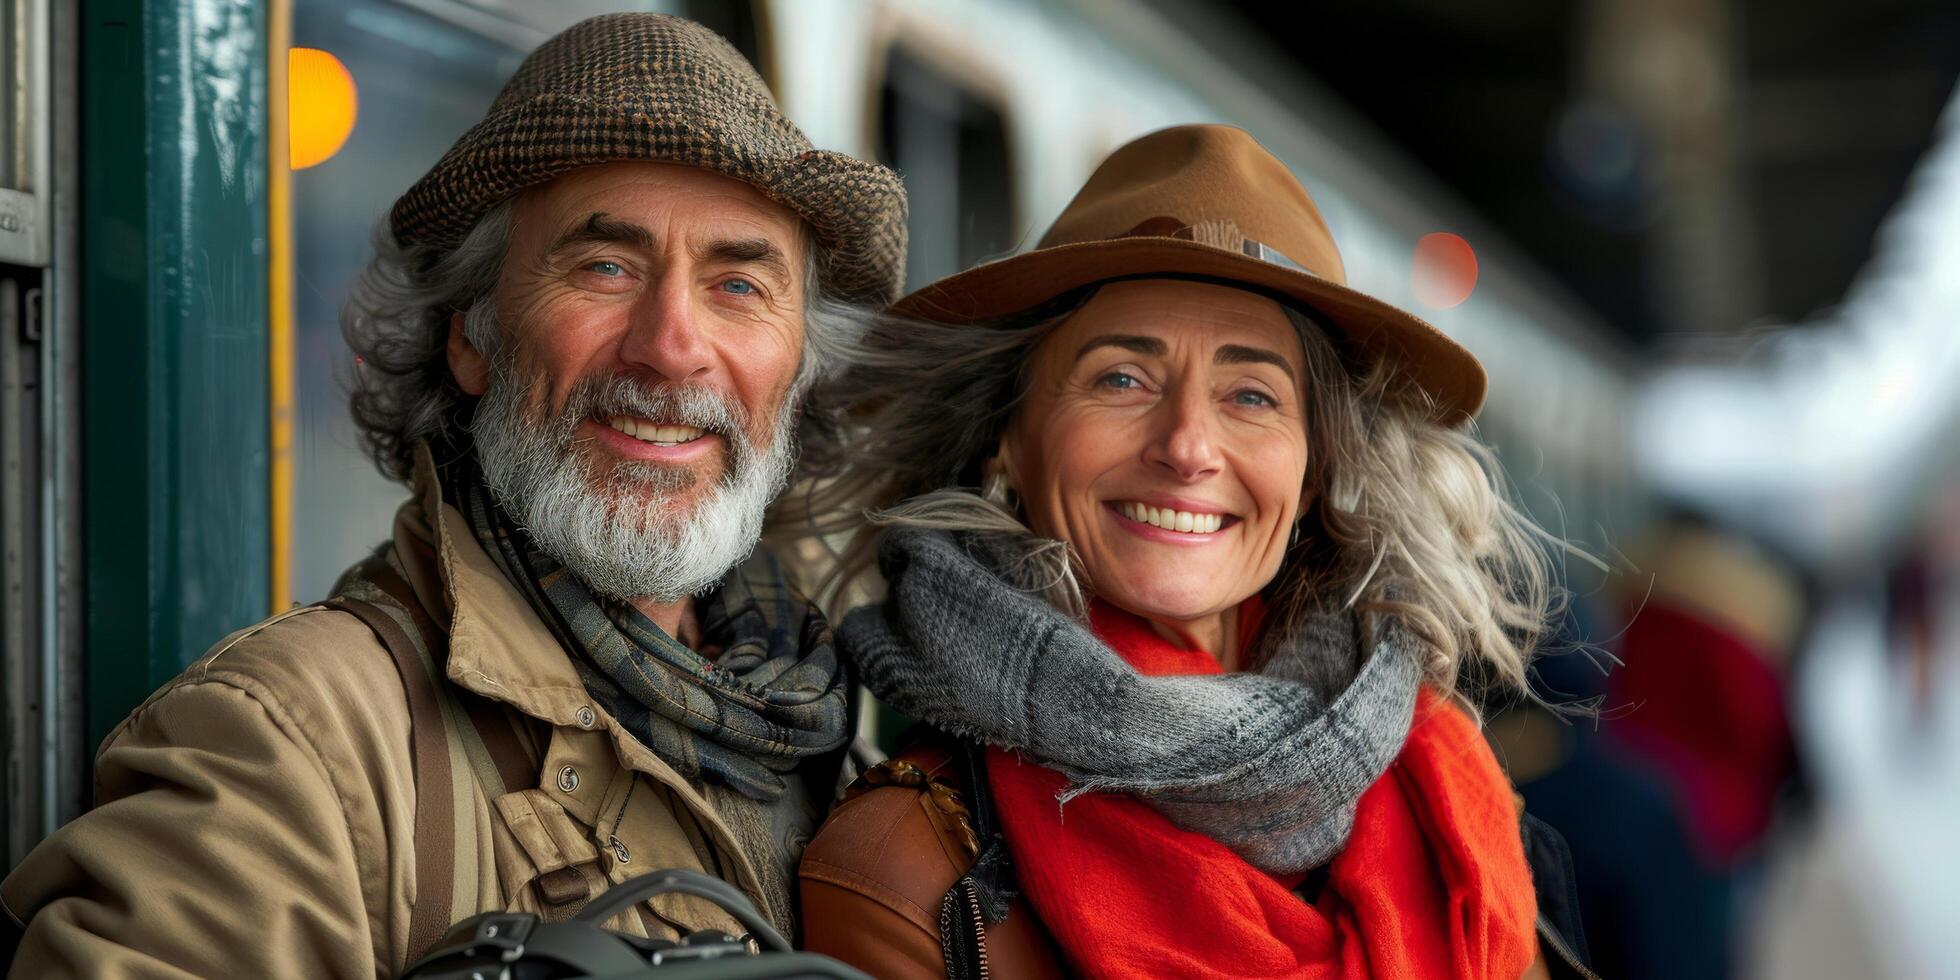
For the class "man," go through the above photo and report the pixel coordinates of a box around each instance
[1,14,905,977]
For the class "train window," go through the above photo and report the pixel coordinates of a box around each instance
[1,3,15,190]
[877,44,1016,293]
[287,0,523,604]
[1,0,48,266]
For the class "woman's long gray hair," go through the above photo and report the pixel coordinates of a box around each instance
[790,284,1577,699]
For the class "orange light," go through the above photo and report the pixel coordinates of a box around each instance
[288,47,357,170]
[1412,232,1478,309]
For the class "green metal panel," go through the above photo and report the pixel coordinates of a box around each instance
[83,0,270,749]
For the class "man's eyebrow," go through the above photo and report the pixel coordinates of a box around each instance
[1074,334,1168,363]
[1215,343,1297,381]
[547,212,653,254]
[694,237,794,286]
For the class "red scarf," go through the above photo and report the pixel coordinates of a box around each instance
[987,600,1538,979]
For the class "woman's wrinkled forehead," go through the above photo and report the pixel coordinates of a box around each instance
[1029,279,1310,380]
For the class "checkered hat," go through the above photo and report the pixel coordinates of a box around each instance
[389,13,908,304]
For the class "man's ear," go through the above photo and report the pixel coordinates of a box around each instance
[447,310,490,396]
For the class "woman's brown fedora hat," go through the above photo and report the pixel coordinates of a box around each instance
[891,124,1486,421]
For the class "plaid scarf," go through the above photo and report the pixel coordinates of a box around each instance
[447,458,852,802]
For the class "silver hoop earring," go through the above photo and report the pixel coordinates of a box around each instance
[1288,521,1303,549]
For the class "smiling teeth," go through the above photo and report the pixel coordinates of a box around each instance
[1118,502,1224,534]
[608,416,706,446]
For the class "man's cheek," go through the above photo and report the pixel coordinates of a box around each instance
[510,359,576,427]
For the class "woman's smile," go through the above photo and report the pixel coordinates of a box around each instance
[999,279,1311,647]
[1106,498,1239,540]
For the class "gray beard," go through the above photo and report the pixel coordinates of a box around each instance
[469,358,797,604]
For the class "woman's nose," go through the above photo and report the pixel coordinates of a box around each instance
[1143,385,1223,482]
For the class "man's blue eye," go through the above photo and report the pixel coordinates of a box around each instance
[721,279,755,295]
[588,260,624,276]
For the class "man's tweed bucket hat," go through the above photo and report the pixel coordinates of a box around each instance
[389,13,908,304]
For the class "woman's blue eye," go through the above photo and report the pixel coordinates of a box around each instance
[1097,372,1141,390]
[720,279,755,295]
[1234,389,1277,408]
[587,260,624,277]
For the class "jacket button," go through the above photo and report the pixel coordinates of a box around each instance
[556,765,580,793]
[575,706,596,729]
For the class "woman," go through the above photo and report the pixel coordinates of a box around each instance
[794,125,1594,978]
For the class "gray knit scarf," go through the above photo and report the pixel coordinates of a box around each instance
[841,527,1423,874]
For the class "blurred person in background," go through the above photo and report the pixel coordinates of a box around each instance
[1489,513,1806,979]
[792,124,1595,979]
[0,14,903,977]
[1608,516,1803,870]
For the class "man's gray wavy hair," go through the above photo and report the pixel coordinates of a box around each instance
[343,199,866,483]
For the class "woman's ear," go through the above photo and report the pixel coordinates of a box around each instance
[989,427,1023,493]
[980,429,1025,512]
[447,310,491,396]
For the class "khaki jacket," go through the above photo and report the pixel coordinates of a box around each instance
[2,449,811,979]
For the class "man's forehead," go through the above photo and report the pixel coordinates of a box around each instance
[519,161,807,247]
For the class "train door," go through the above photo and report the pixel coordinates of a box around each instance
[1,0,82,870]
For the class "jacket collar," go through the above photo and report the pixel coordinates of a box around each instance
[398,443,594,728]
[391,444,772,901]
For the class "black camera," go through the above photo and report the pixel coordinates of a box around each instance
[399,868,869,979]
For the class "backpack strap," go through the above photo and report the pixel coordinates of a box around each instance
[322,593,456,966]
[324,554,541,965]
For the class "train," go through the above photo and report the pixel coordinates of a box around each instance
[0,0,1645,868]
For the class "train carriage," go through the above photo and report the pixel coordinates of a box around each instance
[0,0,1641,866]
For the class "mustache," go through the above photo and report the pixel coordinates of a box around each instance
[555,374,755,443]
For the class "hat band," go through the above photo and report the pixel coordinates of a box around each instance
[1113,216,1315,278]
[1229,236,1313,276]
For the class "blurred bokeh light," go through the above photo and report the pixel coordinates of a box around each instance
[288,47,357,170]
[1412,231,1479,309]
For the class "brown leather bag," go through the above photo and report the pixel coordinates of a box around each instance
[799,742,1068,979]
[801,741,1594,980]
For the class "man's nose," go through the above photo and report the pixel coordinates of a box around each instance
[617,272,715,383]
[1143,384,1224,482]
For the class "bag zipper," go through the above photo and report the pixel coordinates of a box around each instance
[963,877,991,980]
[939,874,991,980]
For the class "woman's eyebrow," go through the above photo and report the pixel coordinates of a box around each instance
[1215,343,1298,382]
[1074,334,1168,363]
